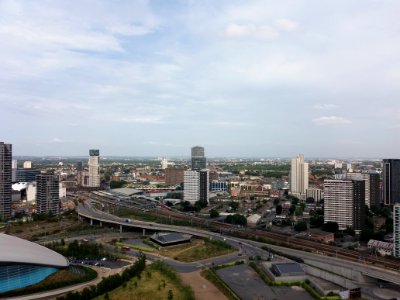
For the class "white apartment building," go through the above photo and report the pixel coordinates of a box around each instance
[184,170,200,204]
[88,149,100,187]
[23,161,32,169]
[335,172,371,207]
[290,154,309,197]
[324,179,365,231]
[183,169,209,205]
[306,188,323,202]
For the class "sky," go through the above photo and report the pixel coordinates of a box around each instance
[1,0,400,158]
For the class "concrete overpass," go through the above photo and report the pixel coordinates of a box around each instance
[77,203,213,239]
[77,203,400,287]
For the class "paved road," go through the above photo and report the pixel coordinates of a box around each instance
[78,202,400,296]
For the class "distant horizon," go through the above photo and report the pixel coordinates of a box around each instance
[11,154,389,161]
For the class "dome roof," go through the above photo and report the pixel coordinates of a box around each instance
[0,234,68,268]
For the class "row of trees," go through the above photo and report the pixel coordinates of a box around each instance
[57,254,146,300]
[49,240,113,259]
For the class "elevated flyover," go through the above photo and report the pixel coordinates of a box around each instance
[77,203,400,287]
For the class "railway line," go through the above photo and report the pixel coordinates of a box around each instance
[154,208,400,271]
[84,193,400,272]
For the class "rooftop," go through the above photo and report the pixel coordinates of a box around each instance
[271,263,305,277]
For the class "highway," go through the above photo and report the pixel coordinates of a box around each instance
[77,203,400,285]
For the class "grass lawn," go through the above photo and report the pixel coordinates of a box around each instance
[94,262,194,300]
[160,238,235,262]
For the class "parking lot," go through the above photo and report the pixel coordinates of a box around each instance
[70,258,130,269]
[217,264,313,300]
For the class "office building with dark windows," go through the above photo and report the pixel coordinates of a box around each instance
[0,142,12,220]
[191,146,206,170]
[383,159,400,206]
[16,169,41,182]
[36,174,60,215]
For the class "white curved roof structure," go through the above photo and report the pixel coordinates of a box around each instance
[0,234,69,268]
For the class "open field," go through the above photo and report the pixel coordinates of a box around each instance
[159,238,235,262]
[118,237,236,262]
[181,270,227,300]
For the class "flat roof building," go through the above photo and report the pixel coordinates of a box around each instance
[271,263,305,277]
[150,232,192,247]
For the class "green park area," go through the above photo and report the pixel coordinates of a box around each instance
[117,237,236,262]
[160,238,235,262]
[94,261,194,300]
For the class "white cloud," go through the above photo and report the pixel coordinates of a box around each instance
[274,18,299,32]
[224,23,279,39]
[312,116,352,126]
[312,103,338,110]
[49,137,67,144]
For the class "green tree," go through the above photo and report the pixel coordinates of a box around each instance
[294,221,307,232]
[209,209,219,218]
[167,289,174,300]
[229,201,239,211]
[306,197,315,203]
[322,221,339,233]
[276,204,283,215]
[360,227,374,242]
[225,214,247,226]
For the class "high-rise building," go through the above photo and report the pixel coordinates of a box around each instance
[161,158,169,170]
[23,161,32,169]
[394,204,400,258]
[290,154,309,197]
[184,170,199,204]
[369,172,381,208]
[183,169,209,205]
[336,172,370,207]
[324,179,365,231]
[88,149,100,187]
[16,169,41,182]
[36,174,60,215]
[11,159,17,182]
[191,146,206,170]
[305,188,323,202]
[0,142,12,219]
[383,159,400,206]
[199,170,210,207]
[76,161,83,171]
[165,166,187,186]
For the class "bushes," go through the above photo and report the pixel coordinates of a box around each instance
[0,266,97,298]
[48,240,114,260]
[57,254,146,300]
[207,239,232,250]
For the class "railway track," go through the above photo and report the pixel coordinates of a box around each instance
[155,208,400,271]
[88,194,400,272]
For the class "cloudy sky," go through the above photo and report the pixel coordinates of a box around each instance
[1,0,399,158]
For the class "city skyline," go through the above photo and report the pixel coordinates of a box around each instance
[1,1,400,157]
